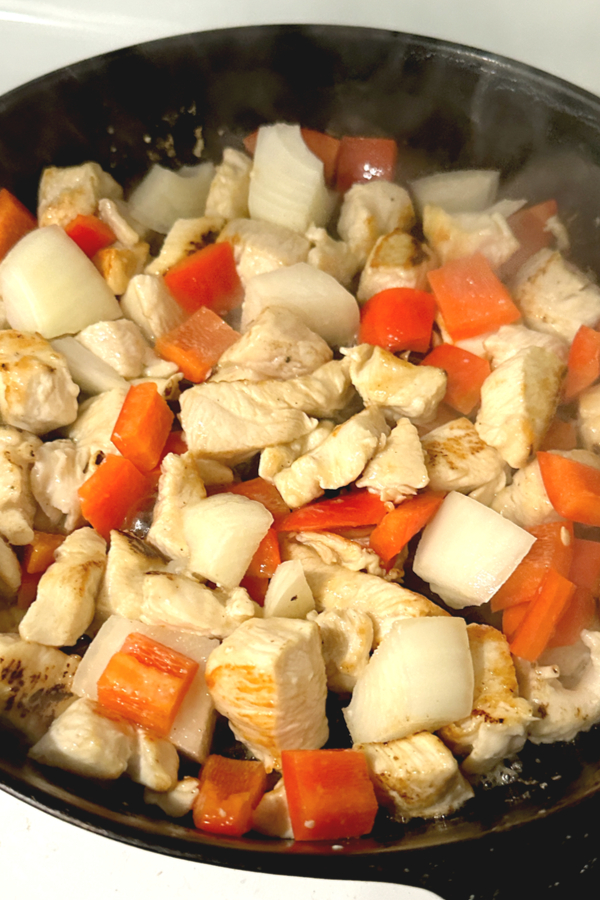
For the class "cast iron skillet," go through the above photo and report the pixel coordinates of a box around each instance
[1,24,600,900]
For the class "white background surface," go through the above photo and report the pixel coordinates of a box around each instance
[0,2,598,899]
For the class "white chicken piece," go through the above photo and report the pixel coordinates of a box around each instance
[0,537,21,598]
[296,531,395,580]
[210,306,332,383]
[0,426,41,545]
[180,359,353,458]
[146,451,207,561]
[343,344,447,424]
[204,617,329,771]
[204,148,252,219]
[194,458,234,486]
[283,539,447,647]
[422,203,519,270]
[475,347,565,469]
[140,572,259,639]
[578,383,600,453]
[93,241,149,295]
[483,323,568,369]
[511,249,600,343]
[19,528,107,647]
[309,607,373,693]
[0,634,79,743]
[356,230,437,304]
[217,218,310,285]
[120,273,186,342]
[37,161,122,227]
[305,226,359,287]
[97,197,144,248]
[29,697,134,779]
[516,630,600,744]
[66,387,127,474]
[144,216,226,277]
[422,417,507,495]
[126,728,179,792]
[356,416,429,503]
[94,531,168,625]
[337,181,416,268]
[259,421,334,482]
[0,330,79,435]
[356,732,474,820]
[438,624,533,774]
[274,407,388,508]
[251,779,294,839]
[144,777,199,816]
[30,438,86,533]
[76,318,157,379]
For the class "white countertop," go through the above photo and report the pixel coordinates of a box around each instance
[0,3,598,898]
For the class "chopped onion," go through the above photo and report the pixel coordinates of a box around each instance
[51,336,129,395]
[410,169,500,215]
[344,616,474,744]
[128,162,215,234]
[0,225,121,339]
[183,494,273,589]
[412,491,536,609]
[248,123,331,233]
[263,560,315,618]
[72,615,219,762]
[241,262,360,347]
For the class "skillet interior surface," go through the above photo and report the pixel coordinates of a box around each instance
[1,23,600,899]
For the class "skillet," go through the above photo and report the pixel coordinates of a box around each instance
[1,24,600,900]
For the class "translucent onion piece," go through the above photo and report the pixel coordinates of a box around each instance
[248,123,331,233]
[183,494,273,589]
[241,262,360,347]
[0,225,121,339]
[344,616,474,744]
[263,560,315,618]
[410,170,500,215]
[128,162,215,234]
[52,336,129,395]
[413,491,536,609]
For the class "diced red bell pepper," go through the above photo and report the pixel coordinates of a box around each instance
[509,568,576,661]
[563,325,600,401]
[163,241,243,316]
[156,305,240,383]
[193,755,267,837]
[421,344,491,415]
[537,451,600,527]
[111,382,174,473]
[335,136,398,194]
[369,491,446,564]
[227,477,291,524]
[278,489,389,533]
[502,199,558,279]
[64,214,116,258]
[359,287,436,354]
[77,454,154,540]
[0,187,37,261]
[245,527,281,579]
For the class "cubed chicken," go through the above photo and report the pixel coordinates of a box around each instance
[28,697,134,779]
[356,231,436,303]
[37,161,122,227]
[217,218,310,285]
[438,624,533,773]
[204,148,252,219]
[30,439,87,532]
[305,226,359,287]
[422,417,507,495]
[0,538,21,598]
[356,732,474,820]
[251,779,294,838]
[422,203,519,270]
[144,216,225,277]
[344,344,447,424]
[337,181,416,267]
[0,634,79,743]
[76,318,157,379]
[490,457,560,527]
[483,323,568,369]
[210,306,332,383]
[0,426,41,545]
[180,359,353,458]
[144,776,200,816]
[512,249,600,343]
[273,407,388,508]
[204,617,328,771]
[475,347,565,468]
[93,241,149,295]
[94,531,168,624]
[120,274,186,342]
[0,330,79,435]
[146,451,207,561]
[127,727,179,792]
[578,382,600,453]
[283,539,447,647]
[356,416,429,503]
[296,531,394,580]
[66,388,128,474]
[97,197,144,247]
[19,527,107,647]
[310,607,373,693]
[259,421,334,482]
[516,630,600,744]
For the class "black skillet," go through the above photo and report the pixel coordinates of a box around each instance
[1,24,600,900]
